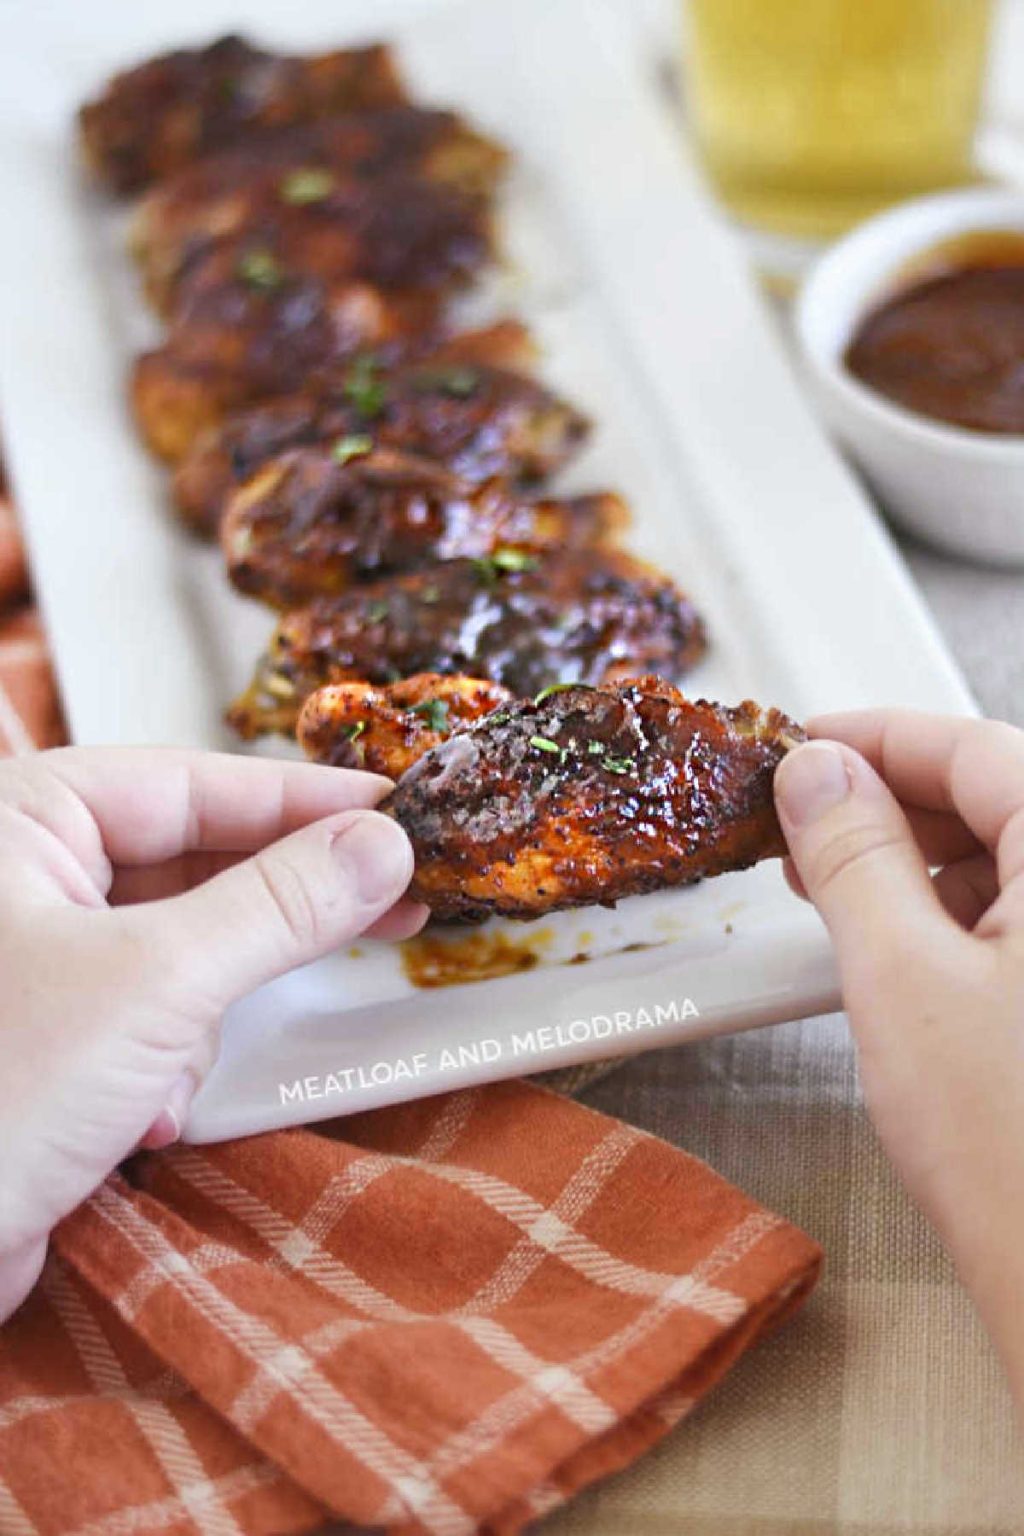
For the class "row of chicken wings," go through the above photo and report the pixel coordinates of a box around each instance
[80,35,802,921]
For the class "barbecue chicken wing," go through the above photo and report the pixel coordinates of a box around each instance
[143,176,495,315]
[298,673,512,775]
[227,548,706,738]
[132,108,507,304]
[174,355,589,535]
[80,36,407,193]
[131,278,441,461]
[379,675,804,921]
[221,447,622,607]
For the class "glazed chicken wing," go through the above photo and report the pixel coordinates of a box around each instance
[221,446,622,607]
[227,547,706,738]
[406,321,536,375]
[132,108,507,305]
[80,35,407,193]
[174,355,589,535]
[143,176,495,315]
[380,676,804,921]
[131,278,441,462]
[298,673,512,775]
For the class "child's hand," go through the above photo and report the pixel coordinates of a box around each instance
[775,711,1024,1413]
[0,746,426,1321]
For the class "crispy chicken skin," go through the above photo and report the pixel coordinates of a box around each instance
[227,548,707,738]
[144,177,495,315]
[174,357,589,535]
[80,36,407,193]
[381,676,804,921]
[132,108,508,302]
[298,673,512,775]
[403,320,536,375]
[221,447,623,607]
[131,279,441,462]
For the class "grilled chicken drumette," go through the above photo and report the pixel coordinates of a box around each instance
[131,277,442,462]
[145,176,494,316]
[134,111,507,308]
[378,675,804,921]
[298,673,513,775]
[133,106,505,261]
[80,35,407,193]
[228,547,706,738]
[221,447,622,607]
[174,354,588,535]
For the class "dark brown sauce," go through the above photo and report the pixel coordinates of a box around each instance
[399,927,673,990]
[401,929,544,987]
[844,229,1024,435]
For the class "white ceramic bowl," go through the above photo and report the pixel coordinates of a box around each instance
[794,187,1024,567]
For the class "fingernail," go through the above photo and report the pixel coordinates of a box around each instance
[775,741,851,828]
[140,1071,197,1151]
[331,811,412,904]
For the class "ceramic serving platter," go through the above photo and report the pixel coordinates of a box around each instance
[0,0,974,1141]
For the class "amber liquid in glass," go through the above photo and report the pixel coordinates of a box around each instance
[683,0,994,238]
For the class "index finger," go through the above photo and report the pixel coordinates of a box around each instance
[807,709,1024,880]
[6,745,392,885]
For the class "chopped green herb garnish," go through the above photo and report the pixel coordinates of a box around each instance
[413,364,480,398]
[409,698,451,734]
[331,433,374,465]
[487,711,510,727]
[529,735,563,756]
[365,600,389,623]
[601,753,636,775]
[534,681,593,705]
[473,547,538,584]
[587,740,605,755]
[492,547,536,572]
[280,167,335,204]
[343,355,387,418]
[237,247,284,289]
[421,584,440,603]
[344,721,367,742]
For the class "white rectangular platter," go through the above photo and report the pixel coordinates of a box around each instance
[0,0,974,1141]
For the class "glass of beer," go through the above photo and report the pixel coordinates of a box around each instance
[681,0,995,239]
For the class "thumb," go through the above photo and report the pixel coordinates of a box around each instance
[774,739,947,978]
[141,808,415,1008]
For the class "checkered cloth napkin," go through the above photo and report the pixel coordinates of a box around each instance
[0,502,822,1536]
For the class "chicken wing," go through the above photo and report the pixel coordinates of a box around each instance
[221,447,622,607]
[143,176,495,315]
[132,108,507,303]
[174,356,589,535]
[298,673,512,775]
[227,547,707,738]
[80,35,407,193]
[380,675,804,921]
[131,278,441,462]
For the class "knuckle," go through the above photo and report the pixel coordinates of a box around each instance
[809,821,902,897]
[969,717,1024,755]
[955,719,1024,790]
[252,848,326,952]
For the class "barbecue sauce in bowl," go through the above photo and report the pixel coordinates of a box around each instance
[844,231,1024,435]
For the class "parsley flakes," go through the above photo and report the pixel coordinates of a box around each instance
[332,434,374,465]
[280,167,335,204]
[237,248,283,289]
[343,355,387,418]
[409,698,451,734]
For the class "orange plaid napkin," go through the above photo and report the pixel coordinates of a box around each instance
[0,505,822,1536]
